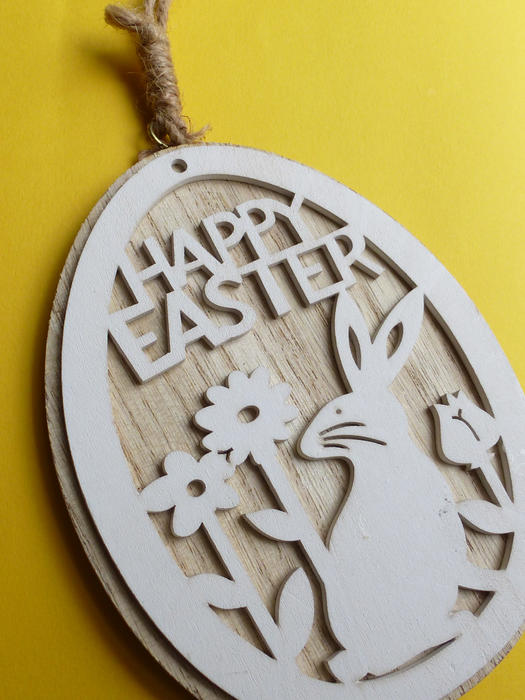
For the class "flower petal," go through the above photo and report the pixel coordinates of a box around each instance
[281,404,299,422]
[250,366,270,386]
[194,405,223,432]
[202,432,234,453]
[230,445,250,466]
[272,424,292,441]
[140,474,178,512]
[272,382,292,400]
[206,385,230,405]
[171,504,203,537]
[227,370,249,390]
[216,484,240,510]
[164,450,197,475]
[199,451,235,481]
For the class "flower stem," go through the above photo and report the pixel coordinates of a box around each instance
[475,458,514,509]
[254,449,348,645]
[203,514,284,658]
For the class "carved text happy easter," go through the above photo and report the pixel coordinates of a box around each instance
[109,194,381,382]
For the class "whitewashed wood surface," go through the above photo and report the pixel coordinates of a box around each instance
[46,146,522,699]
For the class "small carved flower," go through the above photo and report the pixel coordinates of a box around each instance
[432,390,500,468]
[140,451,239,537]
[194,367,298,466]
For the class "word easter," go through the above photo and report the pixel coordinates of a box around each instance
[109,195,381,382]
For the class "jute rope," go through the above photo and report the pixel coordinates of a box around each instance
[105,0,207,153]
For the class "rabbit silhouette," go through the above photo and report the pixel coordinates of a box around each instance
[299,289,472,683]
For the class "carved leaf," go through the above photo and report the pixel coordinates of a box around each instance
[189,574,248,610]
[276,568,314,658]
[458,499,515,534]
[244,509,300,542]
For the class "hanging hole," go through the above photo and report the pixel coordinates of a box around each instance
[187,479,206,497]
[172,159,187,173]
[238,405,260,423]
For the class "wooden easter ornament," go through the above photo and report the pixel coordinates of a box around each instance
[46,3,525,700]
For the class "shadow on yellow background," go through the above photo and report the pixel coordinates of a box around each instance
[1,1,524,698]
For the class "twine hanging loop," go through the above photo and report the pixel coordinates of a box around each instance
[105,0,207,151]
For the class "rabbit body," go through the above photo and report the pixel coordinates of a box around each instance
[327,429,465,679]
[299,289,470,681]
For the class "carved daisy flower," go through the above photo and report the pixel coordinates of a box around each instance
[194,367,298,466]
[140,451,239,537]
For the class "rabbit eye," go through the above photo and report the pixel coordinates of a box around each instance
[335,408,342,415]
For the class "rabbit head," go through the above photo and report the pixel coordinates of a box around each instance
[299,288,424,460]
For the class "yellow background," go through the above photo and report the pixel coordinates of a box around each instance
[1,1,524,697]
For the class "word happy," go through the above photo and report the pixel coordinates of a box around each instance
[109,195,381,382]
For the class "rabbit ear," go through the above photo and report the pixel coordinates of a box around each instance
[372,288,424,385]
[332,291,372,391]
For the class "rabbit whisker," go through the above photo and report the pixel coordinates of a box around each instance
[322,443,348,449]
[320,421,365,436]
[322,434,387,446]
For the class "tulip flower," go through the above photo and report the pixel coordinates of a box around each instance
[432,391,512,512]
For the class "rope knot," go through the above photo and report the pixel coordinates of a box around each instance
[105,0,207,151]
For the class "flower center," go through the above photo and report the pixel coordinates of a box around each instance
[186,479,206,497]
[238,405,260,423]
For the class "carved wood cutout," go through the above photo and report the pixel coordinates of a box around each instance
[46,145,525,699]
